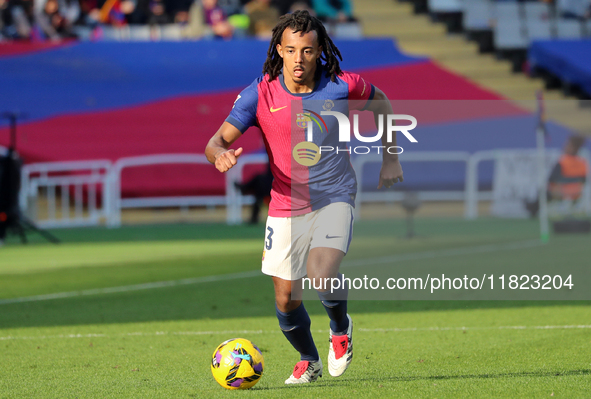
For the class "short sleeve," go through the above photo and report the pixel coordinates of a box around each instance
[225,77,261,134]
[340,71,375,111]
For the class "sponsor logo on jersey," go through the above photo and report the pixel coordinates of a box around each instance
[293,141,321,167]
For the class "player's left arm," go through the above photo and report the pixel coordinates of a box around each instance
[366,87,404,189]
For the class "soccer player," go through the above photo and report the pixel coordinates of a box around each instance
[205,10,403,384]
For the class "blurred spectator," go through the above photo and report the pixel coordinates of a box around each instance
[202,0,233,38]
[147,0,170,24]
[245,0,279,38]
[167,0,193,24]
[525,135,588,218]
[217,0,243,16]
[124,0,149,24]
[0,0,7,38]
[78,0,137,28]
[37,0,64,39]
[98,0,136,26]
[556,0,591,19]
[174,9,188,24]
[112,0,192,27]
[60,0,81,29]
[7,0,34,39]
[34,0,80,39]
[548,135,588,201]
[312,0,354,22]
[182,0,205,36]
[288,0,314,14]
[128,0,190,26]
[0,0,353,40]
[79,0,100,27]
[271,0,312,15]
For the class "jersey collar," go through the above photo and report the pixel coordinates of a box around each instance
[279,69,321,97]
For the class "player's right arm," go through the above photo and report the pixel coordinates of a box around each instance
[206,77,261,173]
[206,122,244,173]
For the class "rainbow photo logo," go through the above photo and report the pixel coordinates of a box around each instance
[293,110,327,166]
[293,101,419,167]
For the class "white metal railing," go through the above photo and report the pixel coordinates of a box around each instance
[106,154,218,227]
[17,150,591,228]
[104,153,269,227]
[352,151,472,220]
[20,160,112,228]
[465,148,591,219]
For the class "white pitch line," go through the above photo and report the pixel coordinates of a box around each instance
[0,239,544,306]
[1,325,590,341]
[0,270,262,305]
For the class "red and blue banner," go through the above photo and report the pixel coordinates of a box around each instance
[0,39,570,196]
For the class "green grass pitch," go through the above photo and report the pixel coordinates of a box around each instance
[0,218,590,398]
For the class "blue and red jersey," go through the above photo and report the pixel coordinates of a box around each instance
[226,70,375,217]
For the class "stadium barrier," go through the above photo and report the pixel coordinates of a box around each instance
[105,154,223,227]
[17,150,591,228]
[72,24,186,41]
[19,160,112,228]
[352,151,472,221]
[465,148,591,219]
[103,153,269,227]
[71,22,362,42]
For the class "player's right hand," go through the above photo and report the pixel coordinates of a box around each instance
[214,147,243,173]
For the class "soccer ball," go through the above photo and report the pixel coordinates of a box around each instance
[211,338,264,390]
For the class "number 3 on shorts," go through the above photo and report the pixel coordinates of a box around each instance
[265,226,273,250]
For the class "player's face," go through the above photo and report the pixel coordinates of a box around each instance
[276,29,322,87]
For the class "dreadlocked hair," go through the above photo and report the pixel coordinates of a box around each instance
[262,10,343,82]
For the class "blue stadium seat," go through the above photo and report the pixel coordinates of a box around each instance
[526,19,553,41]
[523,2,552,21]
[555,19,583,39]
[494,20,527,50]
[494,1,521,21]
[428,0,462,13]
[463,0,493,31]
[493,3,526,50]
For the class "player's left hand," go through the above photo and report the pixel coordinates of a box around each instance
[378,160,403,189]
